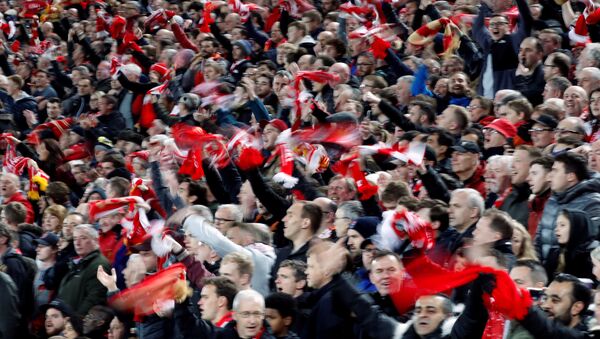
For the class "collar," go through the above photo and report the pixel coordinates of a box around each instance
[215,311,234,328]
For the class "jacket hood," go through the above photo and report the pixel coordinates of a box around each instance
[560,208,594,252]
[556,177,600,204]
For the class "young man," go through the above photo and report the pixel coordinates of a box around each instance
[265,292,300,339]
[198,276,238,327]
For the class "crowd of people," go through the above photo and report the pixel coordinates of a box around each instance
[0,0,600,337]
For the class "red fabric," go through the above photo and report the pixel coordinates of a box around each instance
[109,263,187,318]
[493,187,512,209]
[385,209,435,250]
[528,190,550,238]
[63,143,91,161]
[394,255,533,320]
[171,22,200,53]
[236,147,264,171]
[99,227,124,263]
[178,147,205,180]
[110,15,126,39]
[130,178,167,219]
[140,82,168,129]
[464,164,487,198]
[264,6,281,32]
[88,197,139,221]
[348,159,378,200]
[215,311,234,328]
[5,192,34,223]
[20,0,47,18]
[172,123,206,150]
[200,2,216,33]
[371,36,390,59]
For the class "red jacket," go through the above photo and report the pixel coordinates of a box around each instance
[99,225,124,264]
[463,163,487,199]
[5,192,34,223]
[528,189,551,238]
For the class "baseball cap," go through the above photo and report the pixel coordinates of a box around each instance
[532,114,558,129]
[485,119,517,139]
[39,299,74,317]
[33,233,59,247]
[259,119,288,132]
[452,140,480,154]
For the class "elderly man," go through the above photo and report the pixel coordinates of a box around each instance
[0,173,34,223]
[57,225,110,315]
[576,67,600,96]
[214,204,244,235]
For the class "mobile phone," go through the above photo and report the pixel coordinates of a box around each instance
[527,288,544,301]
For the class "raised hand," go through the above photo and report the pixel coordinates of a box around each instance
[97,265,118,291]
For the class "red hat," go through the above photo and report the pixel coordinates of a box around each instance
[486,118,517,139]
[150,63,169,82]
[259,119,288,132]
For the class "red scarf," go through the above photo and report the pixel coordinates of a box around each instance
[493,187,512,209]
[215,311,234,328]
[264,38,287,52]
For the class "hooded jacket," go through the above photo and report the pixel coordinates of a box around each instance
[544,209,598,279]
[500,182,531,231]
[535,177,600,265]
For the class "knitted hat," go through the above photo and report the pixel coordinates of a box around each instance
[233,39,252,56]
[150,63,169,82]
[349,216,381,239]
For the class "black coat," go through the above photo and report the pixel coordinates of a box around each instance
[84,110,126,142]
[500,182,531,227]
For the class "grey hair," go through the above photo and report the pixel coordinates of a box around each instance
[337,201,364,220]
[121,63,142,77]
[232,289,265,311]
[584,43,600,67]
[398,75,415,86]
[487,155,513,174]
[189,205,214,223]
[451,188,484,217]
[219,204,243,222]
[73,224,99,247]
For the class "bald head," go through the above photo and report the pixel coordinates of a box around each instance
[330,63,350,84]
[563,86,588,117]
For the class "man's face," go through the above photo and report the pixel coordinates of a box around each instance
[255,76,272,97]
[512,149,531,185]
[275,266,302,296]
[200,41,216,58]
[556,118,584,142]
[510,266,535,288]
[489,16,509,41]
[370,255,402,296]
[530,122,554,148]
[518,39,542,69]
[346,229,365,255]
[356,56,375,77]
[543,57,559,82]
[306,254,327,289]
[441,58,462,77]
[77,79,93,96]
[62,215,82,240]
[563,87,587,117]
[99,214,121,231]
[232,45,244,61]
[0,176,18,198]
[214,207,235,234]
[541,281,575,326]
[448,73,468,95]
[262,124,281,151]
[219,262,243,288]
[451,151,478,174]
[485,160,511,194]
[282,203,305,241]
[472,216,500,245]
[327,179,354,202]
[198,285,220,322]
[413,296,449,336]
[549,161,570,193]
[36,244,57,262]
[527,163,550,195]
[45,308,67,335]
[436,108,454,131]
[96,62,111,80]
[73,229,96,257]
[448,191,476,229]
[577,69,600,95]
[233,299,265,338]
[483,127,506,149]
[287,26,301,43]
[333,209,352,237]
[122,255,145,288]
[47,102,63,119]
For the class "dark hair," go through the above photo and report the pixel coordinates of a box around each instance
[186,179,209,206]
[42,139,64,165]
[46,181,70,205]
[429,127,455,158]
[279,260,307,282]
[372,250,402,264]
[300,202,322,234]
[202,276,239,310]
[381,182,410,204]
[412,101,436,125]
[102,152,126,168]
[102,95,118,109]
[265,292,298,321]
[530,155,554,171]
[515,145,543,160]
[553,273,592,311]
[429,204,450,232]
[324,38,347,57]
[513,259,548,286]
[482,209,514,240]
[548,54,571,78]
[553,152,590,182]
[0,222,11,243]
[547,76,571,94]
[47,97,61,105]
[3,202,27,225]
[462,127,484,149]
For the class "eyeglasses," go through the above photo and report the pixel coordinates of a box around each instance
[489,22,509,28]
[237,311,265,319]
[214,217,235,224]
[467,105,482,110]
[482,128,501,135]
[529,128,552,133]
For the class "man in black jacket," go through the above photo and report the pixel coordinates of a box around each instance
[81,95,126,142]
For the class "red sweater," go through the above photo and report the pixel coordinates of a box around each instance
[5,192,34,223]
